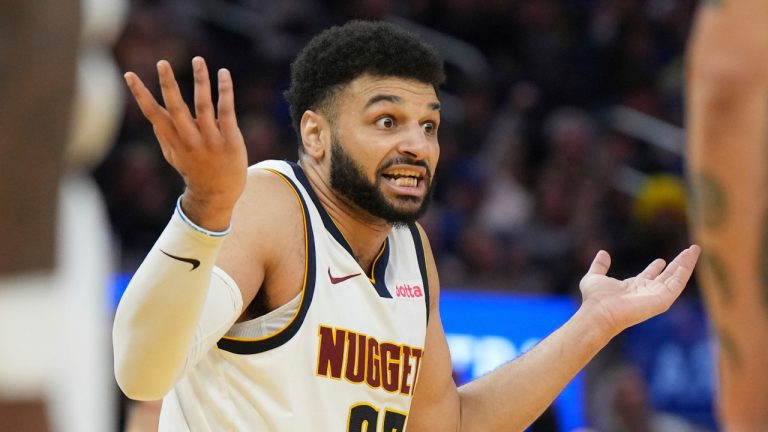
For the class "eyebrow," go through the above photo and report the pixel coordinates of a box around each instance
[364,94,441,111]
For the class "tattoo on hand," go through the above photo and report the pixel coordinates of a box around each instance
[689,173,726,229]
[716,327,742,371]
[699,250,732,306]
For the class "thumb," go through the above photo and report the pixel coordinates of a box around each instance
[586,250,611,276]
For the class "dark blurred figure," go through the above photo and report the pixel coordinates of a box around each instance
[1,0,125,430]
[0,0,79,275]
[0,1,80,431]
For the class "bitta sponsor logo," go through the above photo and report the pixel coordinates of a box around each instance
[395,284,423,298]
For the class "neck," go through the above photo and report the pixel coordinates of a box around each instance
[301,160,392,272]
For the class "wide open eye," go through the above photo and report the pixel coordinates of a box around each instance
[422,121,437,136]
[376,116,395,129]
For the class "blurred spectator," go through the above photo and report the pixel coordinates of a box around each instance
[592,363,706,432]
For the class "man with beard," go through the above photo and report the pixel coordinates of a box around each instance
[113,20,700,431]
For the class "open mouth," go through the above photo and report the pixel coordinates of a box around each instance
[382,168,424,188]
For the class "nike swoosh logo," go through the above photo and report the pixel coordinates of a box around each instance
[328,268,361,284]
[161,250,201,270]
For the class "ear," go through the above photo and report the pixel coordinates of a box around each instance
[299,110,330,160]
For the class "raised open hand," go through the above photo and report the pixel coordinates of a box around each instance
[124,57,247,231]
[579,245,701,337]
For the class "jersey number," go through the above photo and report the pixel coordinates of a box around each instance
[348,403,406,432]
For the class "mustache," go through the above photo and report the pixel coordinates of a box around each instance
[378,157,432,180]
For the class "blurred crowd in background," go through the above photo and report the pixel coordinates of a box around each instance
[93,0,705,429]
[97,0,695,296]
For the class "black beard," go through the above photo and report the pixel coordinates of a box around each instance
[329,136,433,227]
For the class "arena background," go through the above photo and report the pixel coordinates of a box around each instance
[82,0,710,430]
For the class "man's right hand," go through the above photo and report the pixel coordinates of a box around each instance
[124,56,247,231]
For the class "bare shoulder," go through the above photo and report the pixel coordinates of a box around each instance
[216,166,306,310]
[239,166,304,218]
[229,166,305,244]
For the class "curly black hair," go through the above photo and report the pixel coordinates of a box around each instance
[284,20,446,144]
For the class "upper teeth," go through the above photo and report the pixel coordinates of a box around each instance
[386,169,420,178]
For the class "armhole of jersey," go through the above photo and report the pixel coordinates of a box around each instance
[408,223,430,324]
[216,167,317,354]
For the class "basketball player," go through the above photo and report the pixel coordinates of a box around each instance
[686,0,768,429]
[113,21,700,431]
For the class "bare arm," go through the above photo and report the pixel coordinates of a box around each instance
[686,1,768,428]
[408,225,699,431]
[113,58,261,400]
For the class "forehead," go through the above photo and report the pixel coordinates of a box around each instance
[337,74,439,109]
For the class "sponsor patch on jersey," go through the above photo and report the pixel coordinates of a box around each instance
[395,284,424,298]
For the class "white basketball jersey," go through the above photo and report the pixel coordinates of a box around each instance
[159,160,431,431]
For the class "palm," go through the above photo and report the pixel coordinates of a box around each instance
[579,246,700,335]
[125,57,247,213]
